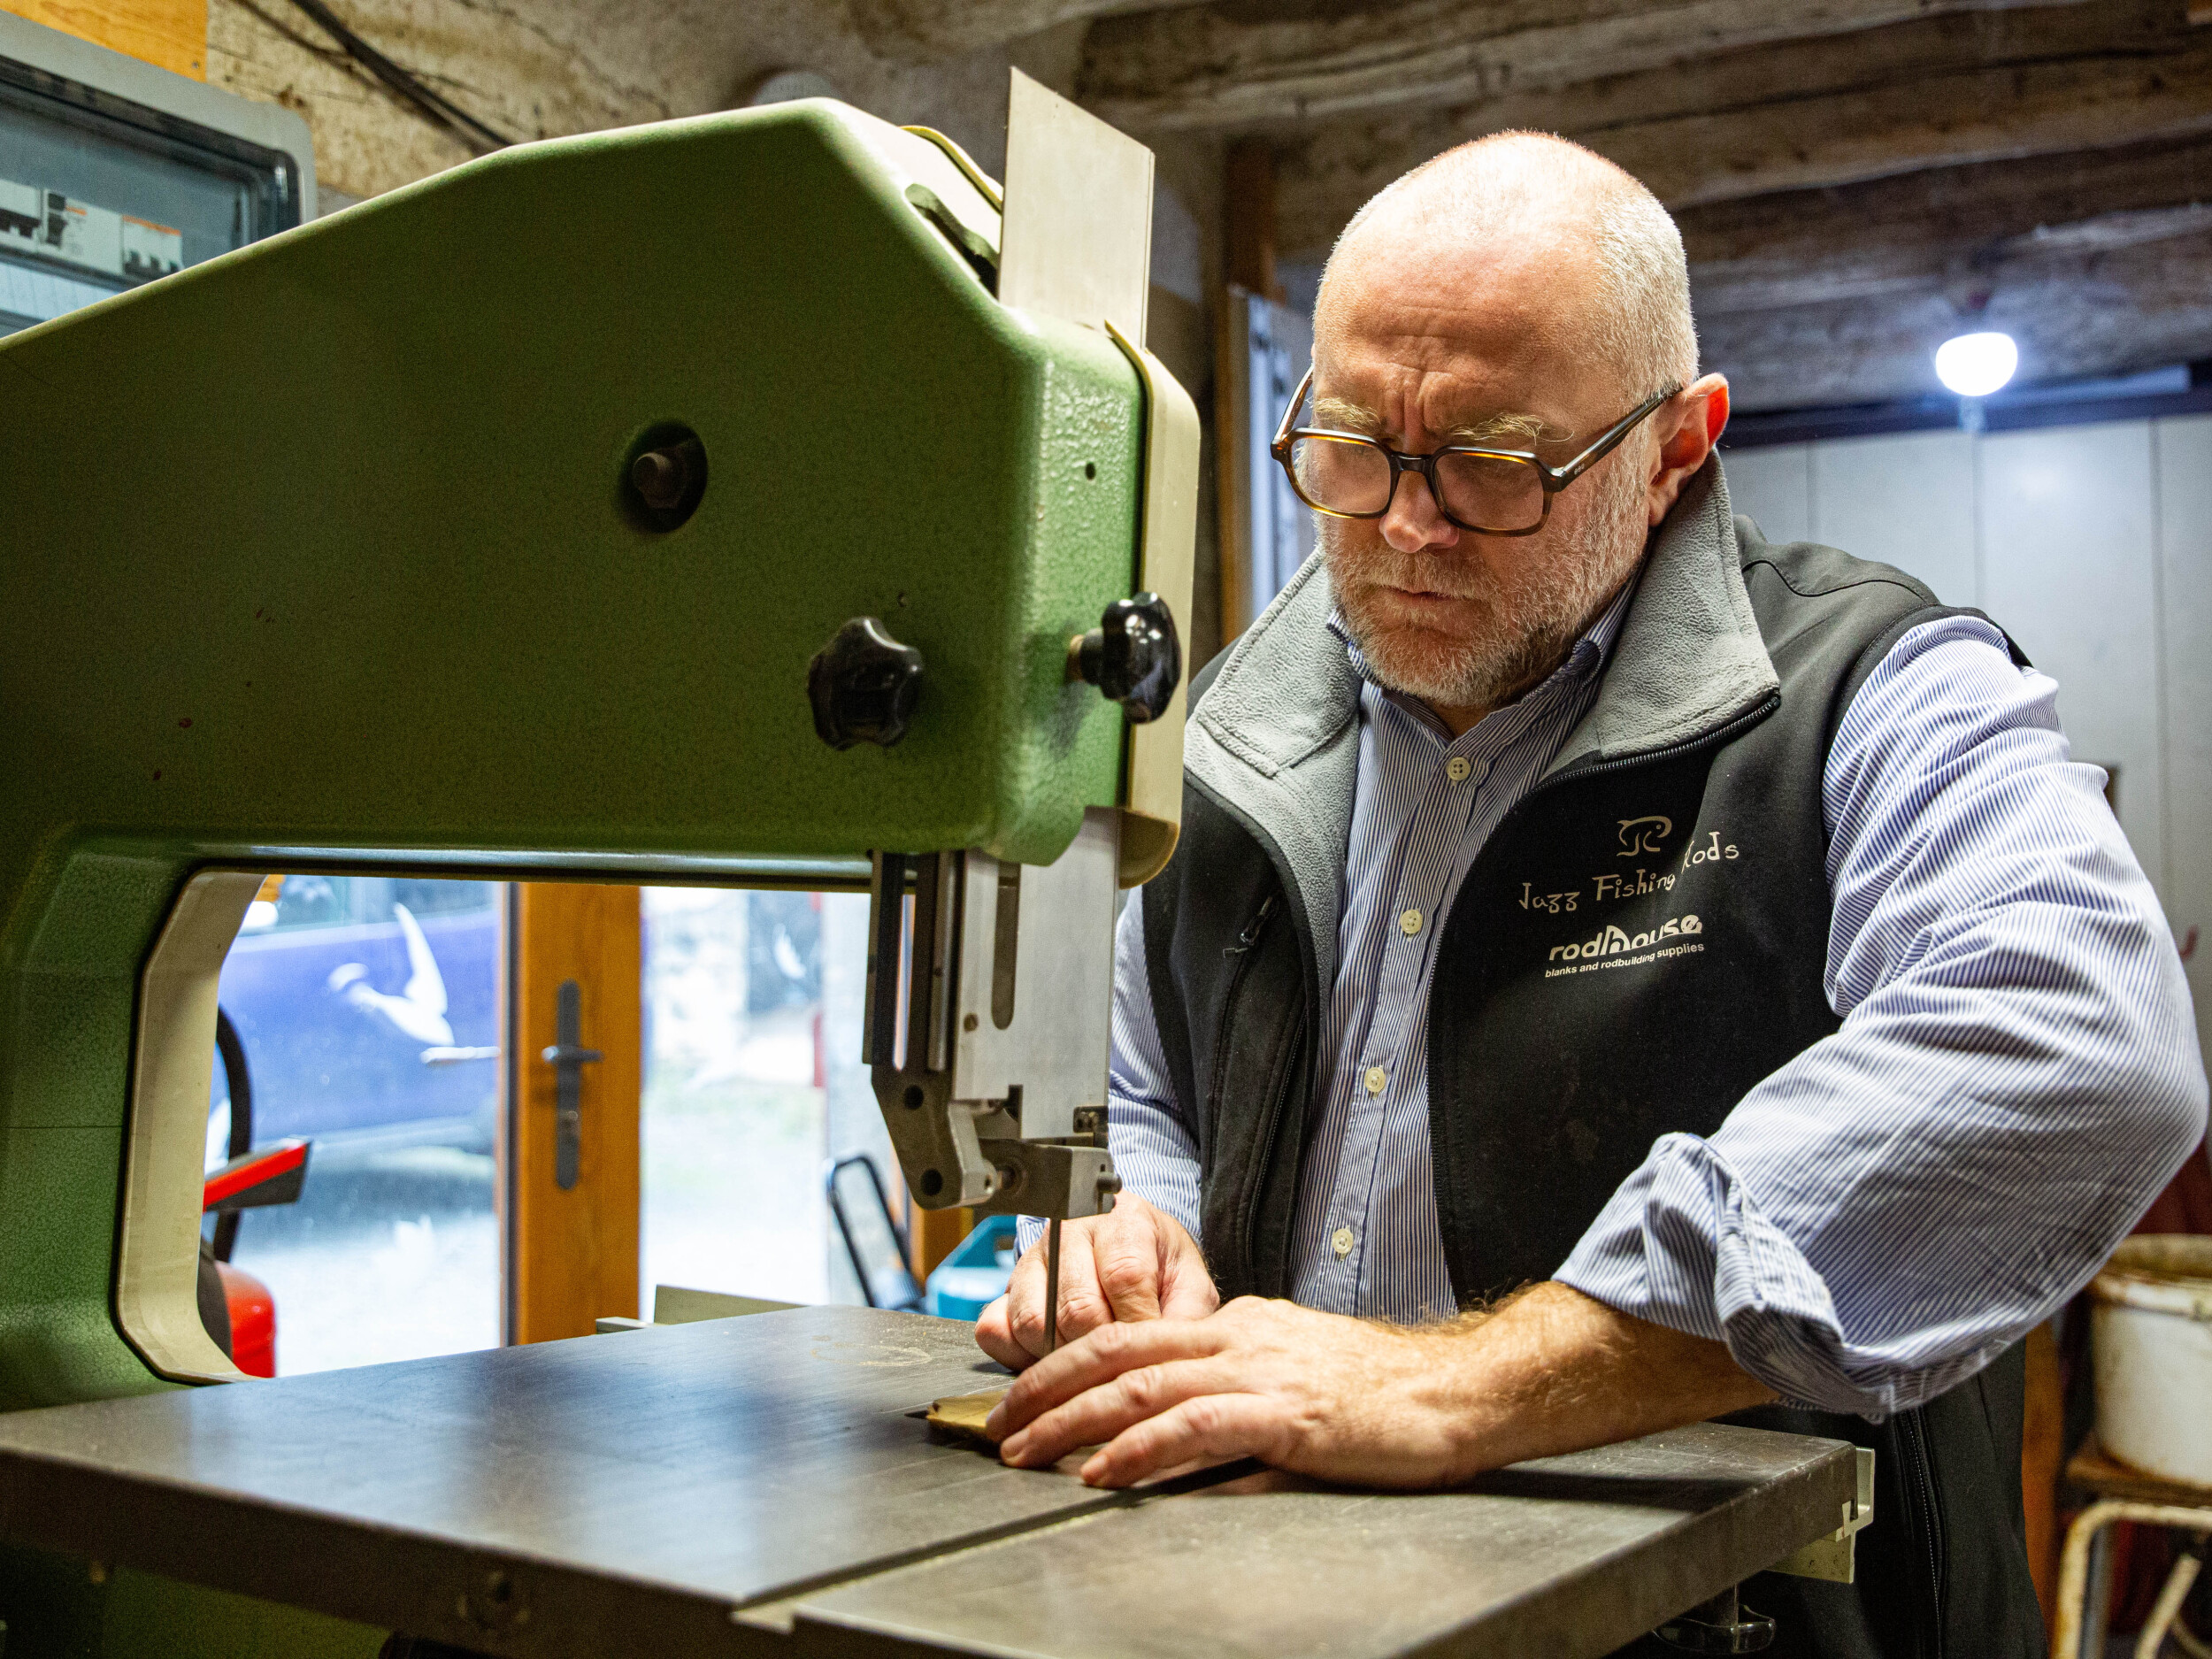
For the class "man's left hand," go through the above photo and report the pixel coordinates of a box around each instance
[984,1282,1778,1491]
[986,1295,1475,1489]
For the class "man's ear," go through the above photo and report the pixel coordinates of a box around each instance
[1646,373,1731,526]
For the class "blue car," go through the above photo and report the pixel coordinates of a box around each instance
[214,876,502,1157]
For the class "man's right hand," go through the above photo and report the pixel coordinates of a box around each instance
[975,1193,1217,1371]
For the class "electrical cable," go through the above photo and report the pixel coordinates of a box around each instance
[281,0,518,154]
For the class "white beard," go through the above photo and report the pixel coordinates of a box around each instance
[1323,456,1650,713]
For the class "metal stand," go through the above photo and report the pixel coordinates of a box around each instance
[1653,1585,1777,1654]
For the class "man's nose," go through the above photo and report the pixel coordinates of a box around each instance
[1381,467,1459,555]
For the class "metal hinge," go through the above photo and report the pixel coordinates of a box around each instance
[1771,1447,1877,1583]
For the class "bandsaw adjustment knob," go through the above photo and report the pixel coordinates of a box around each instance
[808,618,924,749]
[1071,592,1181,724]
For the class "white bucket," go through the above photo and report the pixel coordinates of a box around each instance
[2091,1234,2212,1488]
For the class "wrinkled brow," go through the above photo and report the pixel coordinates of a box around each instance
[1313,395,1383,435]
[1310,395,1570,449]
[1445,411,1574,448]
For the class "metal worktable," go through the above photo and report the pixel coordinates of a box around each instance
[0,1306,1857,1658]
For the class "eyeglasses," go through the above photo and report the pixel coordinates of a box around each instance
[1270,366,1681,537]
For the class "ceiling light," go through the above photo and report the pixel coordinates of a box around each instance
[1935,332,2019,398]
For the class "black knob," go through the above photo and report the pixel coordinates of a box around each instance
[808,618,923,750]
[632,442,699,511]
[1072,593,1181,724]
[623,428,706,531]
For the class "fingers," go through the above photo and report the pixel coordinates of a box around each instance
[1094,1201,1165,1324]
[1146,1203,1220,1322]
[988,1317,1222,1440]
[998,1355,1237,1470]
[1000,1225,1109,1362]
[1079,1393,1291,1488]
[974,1196,1217,1373]
[974,1295,1032,1371]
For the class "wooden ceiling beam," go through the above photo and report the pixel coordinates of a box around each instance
[1701,228,2212,409]
[1271,11,2212,253]
[1681,133,2212,315]
[847,0,1207,65]
[1079,0,2094,134]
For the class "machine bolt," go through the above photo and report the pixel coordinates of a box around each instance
[632,445,691,510]
[623,429,707,529]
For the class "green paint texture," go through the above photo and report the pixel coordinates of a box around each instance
[0,104,1144,1412]
[0,1542,385,1658]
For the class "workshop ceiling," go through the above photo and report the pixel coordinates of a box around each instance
[859,0,2212,411]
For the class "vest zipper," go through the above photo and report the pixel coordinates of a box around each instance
[1209,892,1306,1289]
[1205,894,1278,1133]
[1900,1409,1947,1659]
[1226,895,1278,957]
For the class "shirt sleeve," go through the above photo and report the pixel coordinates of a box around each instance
[1555,614,2209,1418]
[1018,887,1206,1255]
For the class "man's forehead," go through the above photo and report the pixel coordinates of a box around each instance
[1318,248,1600,406]
[1314,367,1562,443]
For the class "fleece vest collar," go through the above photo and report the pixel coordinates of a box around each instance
[1183,457,1777,1011]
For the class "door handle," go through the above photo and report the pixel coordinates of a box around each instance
[541,979,602,1191]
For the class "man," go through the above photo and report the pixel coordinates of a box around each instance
[977,134,2208,1654]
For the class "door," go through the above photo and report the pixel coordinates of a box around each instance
[507,882,642,1343]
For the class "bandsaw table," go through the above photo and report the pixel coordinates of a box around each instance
[0,1305,1859,1658]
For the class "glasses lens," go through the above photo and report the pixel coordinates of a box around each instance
[1290,435,1394,515]
[1434,452,1546,532]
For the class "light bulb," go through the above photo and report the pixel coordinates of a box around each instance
[1934,332,2018,398]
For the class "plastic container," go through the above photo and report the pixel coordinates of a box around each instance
[2091,1233,2212,1487]
[926,1215,1020,1322]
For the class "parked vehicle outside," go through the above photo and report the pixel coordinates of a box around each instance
[212,875,501,1160]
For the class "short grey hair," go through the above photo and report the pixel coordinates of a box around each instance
[1319,131,1699,400]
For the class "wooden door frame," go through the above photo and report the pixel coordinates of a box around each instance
[502,882,642,1345]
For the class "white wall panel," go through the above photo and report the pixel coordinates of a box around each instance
[1809,429,1978,607]
[2155,414,2212,1055]
[1718,443,1810,547]
[1979,421,2166,892]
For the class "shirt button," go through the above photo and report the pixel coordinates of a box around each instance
[1363,1064,1387,1095]
[1398,907,1423,937]
[1446,757,1472,783]
[1332,1226,1356,1259]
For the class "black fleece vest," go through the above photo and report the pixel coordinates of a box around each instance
[1141,526,2045,1659]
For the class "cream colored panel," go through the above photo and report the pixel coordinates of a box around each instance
[1809,429,1978,607]
[1718,444,1811,548]
[1979,422,2165,895]
[1106,322,1200,887]
[2154,413,2212,1057]
[997,68,1151,346]
[116,870,258,1385]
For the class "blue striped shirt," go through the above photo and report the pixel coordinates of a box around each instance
[1041,598,2207,1420]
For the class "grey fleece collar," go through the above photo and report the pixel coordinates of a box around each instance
[1180,455,1778,997]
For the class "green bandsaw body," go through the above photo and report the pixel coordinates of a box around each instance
[0,101,1145,1418]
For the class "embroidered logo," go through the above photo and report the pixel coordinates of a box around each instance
[1542,914,1708,978]
[1617,815,1672,857]
[1549,914,1701,962]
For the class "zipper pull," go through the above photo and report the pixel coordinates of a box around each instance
[1225,894,1277,956]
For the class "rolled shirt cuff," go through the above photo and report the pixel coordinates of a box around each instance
[1554,1133,2013,1419]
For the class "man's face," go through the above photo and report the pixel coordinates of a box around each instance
[1310,227,1657,716]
